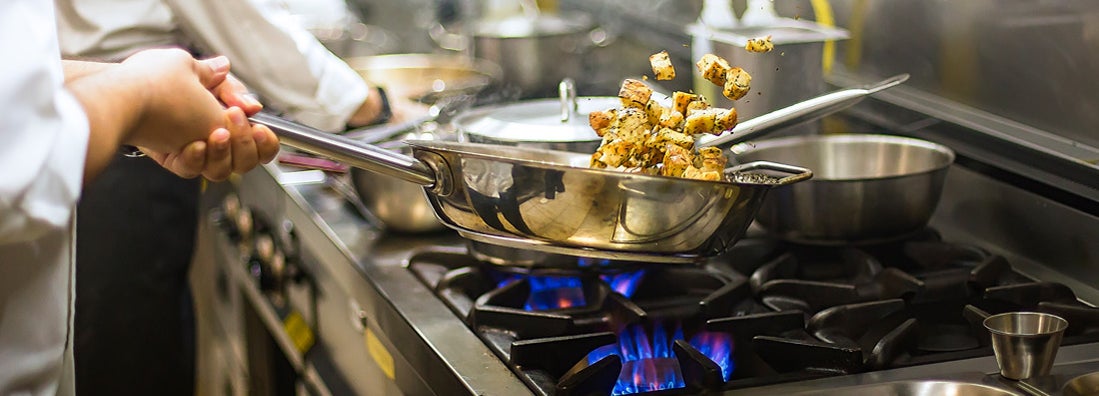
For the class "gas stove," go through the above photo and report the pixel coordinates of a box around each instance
[406,227,1099,395]
[193,150,1099,396]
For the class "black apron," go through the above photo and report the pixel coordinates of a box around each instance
[74,154,199,395]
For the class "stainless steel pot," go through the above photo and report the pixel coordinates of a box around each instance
[731,134,956,244]
[432,13,601,98]
[457,79,607,153]
[350,145,447,233]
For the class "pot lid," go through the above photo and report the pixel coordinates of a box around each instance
[473,13,592,38]
[455,80,611,143]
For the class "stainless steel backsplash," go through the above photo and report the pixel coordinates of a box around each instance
[559,0,1099,150]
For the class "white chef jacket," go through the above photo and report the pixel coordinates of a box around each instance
[0,0,90,394]
[56,0,370,132]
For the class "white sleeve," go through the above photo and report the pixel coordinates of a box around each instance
[165,0,370,132]
[0,0,89,244]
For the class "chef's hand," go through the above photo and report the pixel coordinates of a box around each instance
[123,51,277,178]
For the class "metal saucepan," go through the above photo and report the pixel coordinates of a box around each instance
[248,74,907,264]
[731,134,956,244]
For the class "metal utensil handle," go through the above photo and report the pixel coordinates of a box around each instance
[725,161,814,185]
[559,78,578,122]
[250,112,436,187]
[698,74,910,148]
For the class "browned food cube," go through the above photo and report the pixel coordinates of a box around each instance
[723,67,751,100]
[646,127,695,153]
[714,107,738,132]
[613,108,652,142]
[683,110,718,135]
[682,166,723,181]
[661,144,693,178]
[697,146,728,171]
[658,109,684,129]
[589,109,617,137]
[672,91,700,115]
[696,54,731,86]
[644,99,665,126]
[619,79,653,108]
[745,36,774,53]
[649,50,676,80]
[685,97,711,116]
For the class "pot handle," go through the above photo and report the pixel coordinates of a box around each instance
[250,112,437,187]
[559,78,578,122]
[725,161,814,186]
[697,74,910,148]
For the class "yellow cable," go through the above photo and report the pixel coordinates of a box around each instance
[845,0,869,71]
[809,0,836,75]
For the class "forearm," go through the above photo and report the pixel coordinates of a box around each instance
[64,66,146,183]
[61,59,114,83]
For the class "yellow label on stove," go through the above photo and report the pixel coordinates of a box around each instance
[365,327,395,380]
[282,311,314,355]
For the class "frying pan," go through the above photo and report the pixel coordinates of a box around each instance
[249,74,907,264]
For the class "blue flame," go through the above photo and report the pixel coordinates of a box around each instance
[525,276,586,311]
[583,323,735,395]
[600,270,646,298]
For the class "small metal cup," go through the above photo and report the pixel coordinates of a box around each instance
[983,312,1068,380]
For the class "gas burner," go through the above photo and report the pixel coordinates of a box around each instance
[405,229,1099,396]
[407,247,741,339]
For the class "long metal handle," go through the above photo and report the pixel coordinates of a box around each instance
[250,112,436,187]
[725,161,814,185]
[698,74,910,148]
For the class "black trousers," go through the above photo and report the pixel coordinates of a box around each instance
[75,155,199,396]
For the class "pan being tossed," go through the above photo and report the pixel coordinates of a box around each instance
[250,74,907,264]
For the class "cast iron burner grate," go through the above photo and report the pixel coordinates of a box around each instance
[406,229,1099,395]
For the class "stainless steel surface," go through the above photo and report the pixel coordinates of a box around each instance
[984,312,1068,380]
[698,73,909,147]
[251,112,437,187]
[253,113,811,263]
[1064,372,1099,396]
[411,140,810,263]
[456,90,610,153]
[345,53,501,103]
[732,134,955,243]
[468,13,598,98]
[787,380,1023,396]
[689,18,849,124]
[823,0,1099,152]
[350,145,446,233]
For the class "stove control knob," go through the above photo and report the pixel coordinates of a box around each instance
[214,194,253,242]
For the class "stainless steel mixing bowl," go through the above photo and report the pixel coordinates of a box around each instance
[731,134,955,244]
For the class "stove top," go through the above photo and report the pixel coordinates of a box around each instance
[408,228,1099,396]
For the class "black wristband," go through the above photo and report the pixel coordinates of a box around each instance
[371,86,393,126]
[119,145,146,158]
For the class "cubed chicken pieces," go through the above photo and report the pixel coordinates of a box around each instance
[588,50,757,181]
[649,50,675,80]
[745,36,774,53]
[618,79,653,109]
[696,53,731,86]
[723,67,751,100]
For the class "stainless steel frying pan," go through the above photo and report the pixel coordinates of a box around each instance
[249,74,907,263]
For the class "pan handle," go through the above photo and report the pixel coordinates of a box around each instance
[725,161,814,186]
[250,112,436,187]
[698,74,910,148]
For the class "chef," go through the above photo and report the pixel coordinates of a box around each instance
[55,0,399,393]
[0,0,280,394]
